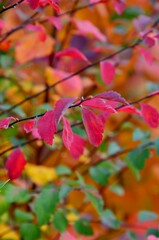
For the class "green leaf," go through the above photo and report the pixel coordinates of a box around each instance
[20,223,41,240]
[5,184,31,204]
[108,142,121,155]
[124,157,140,180]
[0,196,10,215]
[154,138,159,155]
[128,148,150,170]
[85,191,104,214]
[109,185,125,196]
[89,166,110,185]
[33,186,59,225]
[126,231,137,240]
[100,209,120,229]
[0,179,10,190]
[74,219,93,236]
[59,184,72,200]
[14,209,34,223]
[146,228,159,237]
[56,165,72,175]
[133,128,150,141]
[138,211,158,223]
[53,210,68,232]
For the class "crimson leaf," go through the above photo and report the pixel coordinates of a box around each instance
[6,149,26,179]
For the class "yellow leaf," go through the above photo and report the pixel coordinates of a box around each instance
[0,224,19,240]
[66,212,79,223]
[25,163,57,185]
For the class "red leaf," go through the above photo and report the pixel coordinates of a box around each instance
[82,108,104,147]
[100,61,115,85]
[47,0,60,13]
[144,36,155,48]
[0,117,15,129]
[5,149,26,180]
[118,105,141,115]
[24,119,36,133]
[62,117,85,159]
[27,0,39,9]
[74,19,106,42]
[54,98,75,125]
[95,90,128,105]
[70,133,86,159]
[62,117,73,151]
[37,110,56,145]
[140,103,159,128]
[82,98,116,113]
[55,47,90,63]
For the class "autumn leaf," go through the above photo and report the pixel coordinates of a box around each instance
[82,98,116,113]
[0,117,16,130]
[55,48,90,63]
[54,98,75,125]
[81,108,104,147]
[140,103,159,128]
[37,110,56,145]
[24,119,36,133]
[95,90,128,105]
[100,61,115,85]
[5,149,27,180]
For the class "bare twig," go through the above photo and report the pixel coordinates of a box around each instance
[0,0,25,14]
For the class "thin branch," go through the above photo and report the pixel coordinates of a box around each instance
[7,88,159,128]
[0,0,24,14]
[0,12,39,43]
[0,121,82,157]
[0,42,140,116]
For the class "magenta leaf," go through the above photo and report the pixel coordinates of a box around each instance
[37,110,56,145]
[24,119,36,133]
[82,98,116,113]
[55,47,90,63]
[112,0,125,15]
[95,90,128,105]
[81,108,104,147]
[5,148,26,180]
[27,0,39,9]
[54,98,75,125]
[62,117,74,151]
[118,105,141,115]
[140,103,159,128]
[62,117,85,159]
[137,46,154,65]
[0,117,16,130]
[100,61,115,85]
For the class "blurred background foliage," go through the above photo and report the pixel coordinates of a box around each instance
[0,0,159,239]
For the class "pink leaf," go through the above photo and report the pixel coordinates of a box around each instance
[27,0,39,9]
[147,236,159,240]
[32,128,42,139]
[24,119,36,133]
[137,46,154,65]
[82,108,104,147]
[55,48,90,63]
[62,117,73,151]
[95,90,128,105]
[144,36,155,48]
[74,19,106,42]
[54,98,75,125]
[0,117,16,130]
[100,61,115,85]
[37,110,56,145]
[141,103,159,128]
[5,149,26,180]
[62,117,85,159]
[118,105,141,115]
[82,98,116,113]
[47,17,62,30]
[112,0,125,15]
